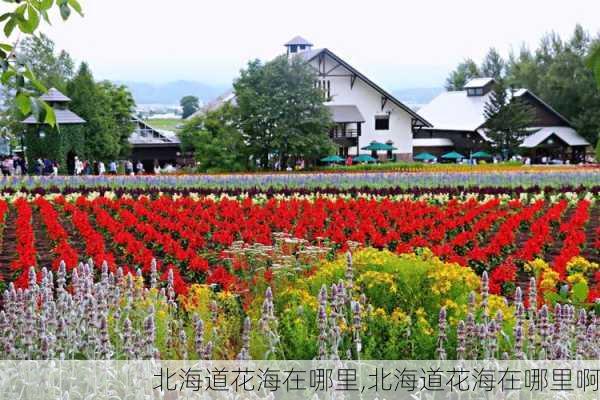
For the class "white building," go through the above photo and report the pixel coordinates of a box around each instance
[199,36,431,161]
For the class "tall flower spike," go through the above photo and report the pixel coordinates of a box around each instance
[352,301,362,357]
[437,306,447,360]
[150,259,158,289]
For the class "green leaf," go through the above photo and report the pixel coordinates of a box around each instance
[0,69,16,85]
[15,92,31,115]
[3,15,17,37]
[572,281,589,304]
[0,43,13,52]
[59,3,71,20]
[43,101,56,128]
[39,0,55,10]
[67,0,83,16]
[18,5,40,34]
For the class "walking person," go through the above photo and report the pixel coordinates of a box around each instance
[136,161,144,175]
[98,161,106,176]
[109,160,117,175]
[125,160,134,176]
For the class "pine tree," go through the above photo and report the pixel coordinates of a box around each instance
[445,59,480,91]
[481,48,505,79]
[483,80,537,158]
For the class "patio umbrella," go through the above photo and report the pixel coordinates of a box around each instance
[353,154,377,163]
[471,151,492,159]
[413,152,436,161]
[441,151,465,160]
[320,155,344,163]
[361,141,397,151]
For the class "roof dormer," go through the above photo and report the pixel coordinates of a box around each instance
[464,77,495,96]
[284,36,313,55]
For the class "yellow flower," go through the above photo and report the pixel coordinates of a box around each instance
[567,273,587,285]
[567,257,599,275]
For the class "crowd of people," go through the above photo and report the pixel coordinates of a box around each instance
[0,155,28,176]
[0,154,180,177]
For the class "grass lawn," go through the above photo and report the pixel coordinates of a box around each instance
[143,118,183,132]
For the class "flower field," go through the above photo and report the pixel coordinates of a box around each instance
[0,173,598,360]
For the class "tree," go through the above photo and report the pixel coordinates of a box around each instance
[481,48,505,79]
[67,63,135,161]
[180,95,200,119]
[234,55,334,169]
[18,33,75,91]
[483,80,537,158]
[180,104,248,172]
[445,59,480,91]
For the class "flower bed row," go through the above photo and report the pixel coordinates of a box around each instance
[1,194,597,304]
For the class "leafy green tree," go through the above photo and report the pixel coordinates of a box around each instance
[18,33,75,90]
[506,25,600,146]
[445,59,480,91]
[483,80,537,158]
[180,104,248,172]
[67,63,135,161]
[481,48,505,79]
[180,95,200,119]
[97,81,136,158]
[234,55,333,169]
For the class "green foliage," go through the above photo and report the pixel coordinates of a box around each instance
[0,0,82,127]
[18,33,75,91]
[66,63,135,161]
[506,25,600,146]
[180,95,199,119]
[596,138,600,162]
[484,80,537,158]
[179,104,248,172]
[481,48,505,79]
[234,55,334,169]
[445,59,480,91]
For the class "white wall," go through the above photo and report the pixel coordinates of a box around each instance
[308,53,414,157]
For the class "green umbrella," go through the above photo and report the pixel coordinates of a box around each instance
[320,155,344,163]
[353,154,377,163]
[441,151,465,160]
[471,151,492,158]
[414,152,436,161]
[361,141,397,151]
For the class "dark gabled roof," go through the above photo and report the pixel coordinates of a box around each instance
[39,88,71,103]
[284,36,313,47]
[516,89,572,127]
[22,108,85,124]
[301,48,432,127]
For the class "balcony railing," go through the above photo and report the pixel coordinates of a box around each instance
[330,128,360,139]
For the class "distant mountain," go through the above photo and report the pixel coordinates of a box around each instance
[393,87,444,110]
[119,80,228,105]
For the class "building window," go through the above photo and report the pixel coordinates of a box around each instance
[289,44,298,53]
[375,115,390,130]
[299,45,305,51]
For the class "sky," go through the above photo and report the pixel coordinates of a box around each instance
[21,0,600,89]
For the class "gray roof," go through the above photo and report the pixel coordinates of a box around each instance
[22,108,85,124]
[129,117,181,147]
[463,77,495,89]
[284,36,313,46]
[419,88,567,131]
[39,88,71,103]
[326,105,365,123]
[520,126,590,148]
